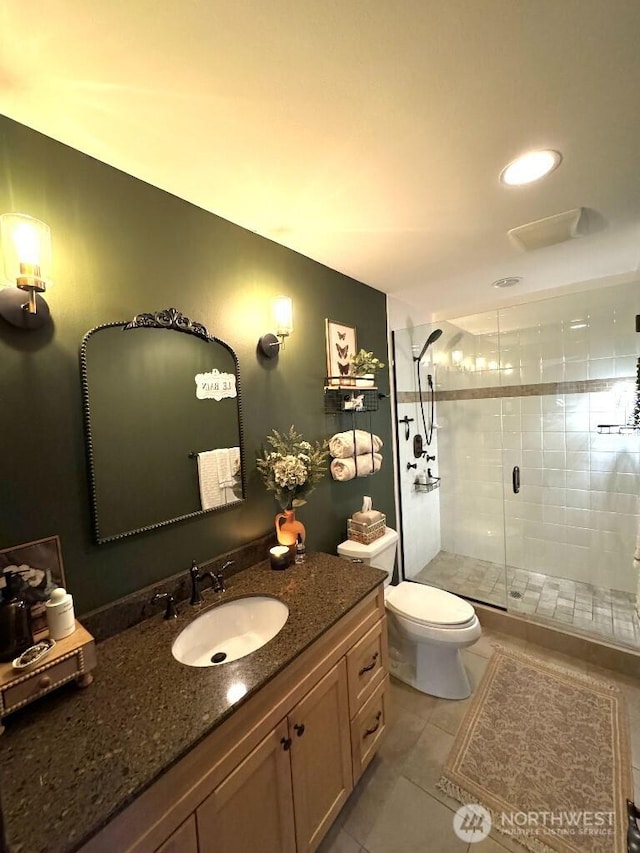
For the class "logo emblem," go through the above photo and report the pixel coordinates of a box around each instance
[453,803,492,843]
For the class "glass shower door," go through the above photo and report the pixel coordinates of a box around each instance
[498,284,640,651]
[394,316,509,610]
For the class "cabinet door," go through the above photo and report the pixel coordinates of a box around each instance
[289,659,353,853]
[196,718,296,853]
[156,815,197,853]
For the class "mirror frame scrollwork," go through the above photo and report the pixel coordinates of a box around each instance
[80,308,246,544]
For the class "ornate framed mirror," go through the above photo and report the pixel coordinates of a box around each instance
[80,308,245,544]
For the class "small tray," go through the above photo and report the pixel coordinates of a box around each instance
[12,638,56,670]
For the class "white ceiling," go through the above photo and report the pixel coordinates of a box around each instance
[2,0,640,320]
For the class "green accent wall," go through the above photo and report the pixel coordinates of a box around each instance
[0,116,395,614]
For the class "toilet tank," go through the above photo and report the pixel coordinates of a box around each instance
[337,527,399,583]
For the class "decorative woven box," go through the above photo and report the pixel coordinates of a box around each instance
[347,515,386,545]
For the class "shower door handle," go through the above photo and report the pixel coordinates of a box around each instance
[512,466,520,494]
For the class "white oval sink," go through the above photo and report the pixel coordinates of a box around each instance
[172,596,289,667]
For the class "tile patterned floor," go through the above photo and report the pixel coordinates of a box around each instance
[317,627,640,853]
[414,550,640,650]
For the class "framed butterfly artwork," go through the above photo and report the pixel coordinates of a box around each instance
[325,319,357,387]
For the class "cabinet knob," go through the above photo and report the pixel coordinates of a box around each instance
[38,675,52,689]
[294,723,305,737]
[280,737,292,751]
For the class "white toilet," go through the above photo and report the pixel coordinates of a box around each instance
[337,528,481,700]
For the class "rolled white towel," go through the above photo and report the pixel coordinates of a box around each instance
[329,430,383,459]
[331,453,382,481]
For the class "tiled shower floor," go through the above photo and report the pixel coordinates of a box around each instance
[414,550,640,649]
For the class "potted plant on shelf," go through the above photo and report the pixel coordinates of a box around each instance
[350,349,385,387]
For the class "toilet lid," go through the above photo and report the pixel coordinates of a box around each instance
[385,582,475,627]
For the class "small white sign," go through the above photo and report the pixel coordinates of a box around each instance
[195,370,237,401]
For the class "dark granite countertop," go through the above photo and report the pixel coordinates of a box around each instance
[0,553,385,853]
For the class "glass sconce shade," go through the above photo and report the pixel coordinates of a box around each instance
[272,295,293,337]
[0,214,52,327]
[1,214,52,293]
[259,295,293,358]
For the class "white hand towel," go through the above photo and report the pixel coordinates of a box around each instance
[197,451,225,510]
[331,453,382,481]
[329,430,383,459]
[214,448,234,487]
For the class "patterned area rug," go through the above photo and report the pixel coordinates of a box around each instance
[438,647,632,853]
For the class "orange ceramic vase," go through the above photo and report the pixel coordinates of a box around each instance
[275,508,306,548]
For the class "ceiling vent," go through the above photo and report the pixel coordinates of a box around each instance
[508,207,584,252]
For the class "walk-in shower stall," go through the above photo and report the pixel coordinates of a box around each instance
[393,280,640,650]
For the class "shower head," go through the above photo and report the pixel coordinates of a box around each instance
[414,328,443,363]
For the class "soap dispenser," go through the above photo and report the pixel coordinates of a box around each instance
[0,572,33,663]
[46,588,76,640]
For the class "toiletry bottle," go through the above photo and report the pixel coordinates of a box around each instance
[295,534,306,564]
[46,587,76,640]
[0,572,33,662]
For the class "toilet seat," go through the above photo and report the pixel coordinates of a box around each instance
[385,582,475,629]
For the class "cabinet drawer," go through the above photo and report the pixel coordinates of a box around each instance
[350,675,389,784]
[3,651,83,714]
[346,618,387,717]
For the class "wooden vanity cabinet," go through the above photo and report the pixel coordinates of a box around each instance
[156,817,198,853]
[82,587,388,853]
[197,719,296,853]
[198,661,352,853]
[287,659,353,851]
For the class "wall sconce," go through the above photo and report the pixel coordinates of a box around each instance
[0,214,52,329]
[259,295,293,358]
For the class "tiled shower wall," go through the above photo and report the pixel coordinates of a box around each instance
[437,388,639,593]
[393,279,640,597]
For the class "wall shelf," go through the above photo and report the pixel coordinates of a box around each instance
[414,480,441,493]
[596,424,640,435]
[324,385,380,414]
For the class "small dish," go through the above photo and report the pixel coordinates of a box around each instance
[12,638,56,670]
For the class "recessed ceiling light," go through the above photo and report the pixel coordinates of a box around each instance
[492,276,522,289]
[569,319,588,330]
[500,150,562,186]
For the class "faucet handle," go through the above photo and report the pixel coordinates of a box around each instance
[151,590,178,620]
[209,560,232,593]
